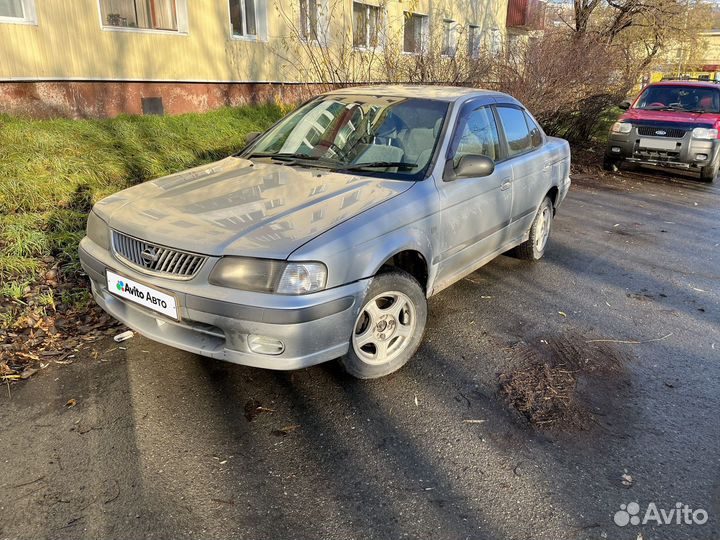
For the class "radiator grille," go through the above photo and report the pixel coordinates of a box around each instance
[637,126,686,138]
[112,231,206,279]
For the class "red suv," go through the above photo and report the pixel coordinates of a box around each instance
[604,80,720,182]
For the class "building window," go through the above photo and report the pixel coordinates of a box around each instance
[299,0,318,41]
[99,0,188,33]
[403,12,427,54]
[490,28,503,55]
[0,0,36,24]
[230,0,267,40]
[468,24,481,58]
[441,19,457,57]
[230,0,255,37]
[353,2,380,49]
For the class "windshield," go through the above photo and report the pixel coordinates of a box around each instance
[634,85,720,113]
[245,95,449,180]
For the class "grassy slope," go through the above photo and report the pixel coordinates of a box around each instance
[0,105,284,326]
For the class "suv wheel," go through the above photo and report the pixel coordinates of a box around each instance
[700,157,718,183]
[511,197,554,261]
[339,270,427,379]
[603,156,620,172]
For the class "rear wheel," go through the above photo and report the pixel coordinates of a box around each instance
[700,156,718,183]
[339,270,427,379]
[511,197,554,261]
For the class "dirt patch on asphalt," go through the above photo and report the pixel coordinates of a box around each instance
[499,332,631,431]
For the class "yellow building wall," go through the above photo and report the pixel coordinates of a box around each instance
[0,0,508,83]
[702,32,720,65]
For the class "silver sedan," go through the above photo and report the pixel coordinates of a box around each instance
[79,85,571,378]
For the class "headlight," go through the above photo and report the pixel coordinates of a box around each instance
[86,211,110,250]
[209,258,327,294]
[611,122,632,134]
[209,257,286,293]
[691,127,718,140]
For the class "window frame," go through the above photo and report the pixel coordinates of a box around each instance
[441,18,458,58]
[468,24,481,59]
[402,11,428,54]
[489,27,503,56]
[229,0,266,41]
[299,0,319,43]
[0,0,36,25]
[98,0,189,35]
[352,1,381,51]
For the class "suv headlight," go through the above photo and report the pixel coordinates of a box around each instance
[86,210,110,250]
[611,122,632,134]
[691,127,718,140]
[209,257,327,295]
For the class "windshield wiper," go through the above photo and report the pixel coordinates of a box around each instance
[248,152,340,169]
[248,152,322,161]
[338,161,417,172]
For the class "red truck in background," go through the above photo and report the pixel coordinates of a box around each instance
[604,80,720,182]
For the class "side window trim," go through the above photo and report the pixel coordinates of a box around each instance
[445,102,505,162]
[523,110,545,149]
[494,104,538,161]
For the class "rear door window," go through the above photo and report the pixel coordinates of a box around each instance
[496,106,532,157]
[524,112,543,148]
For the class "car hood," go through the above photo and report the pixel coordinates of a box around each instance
[93,156,413,259]
[621,109,718,125]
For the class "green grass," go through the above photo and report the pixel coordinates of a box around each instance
[0,105,284,324]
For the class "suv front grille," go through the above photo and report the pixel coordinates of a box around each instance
[112,231,206,279]
[637,126,686,138]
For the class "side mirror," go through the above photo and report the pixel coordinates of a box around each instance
[618,100,631,110]
[445,155,495,181]
[245,131,262,145]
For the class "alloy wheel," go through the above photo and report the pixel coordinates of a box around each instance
[352,291,417,365]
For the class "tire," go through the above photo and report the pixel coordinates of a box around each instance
[511,197,554,261]
[700,157,718,183]
[339,270,427,379]
[603,156,620,172]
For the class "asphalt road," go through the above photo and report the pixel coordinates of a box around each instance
[2,165,719,540]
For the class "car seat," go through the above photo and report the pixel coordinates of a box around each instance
[699,95,714,111]
[403,117,444,166]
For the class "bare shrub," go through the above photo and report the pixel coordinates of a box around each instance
[490,31,629,139]
[267,0,709,143]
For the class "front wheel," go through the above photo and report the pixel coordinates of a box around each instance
[511,197,554,261]
[603,155,621,172]
[339,270,427,379]
[700,157,718,183]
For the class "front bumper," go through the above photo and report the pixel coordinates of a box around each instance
[606,125,719,169]
[79,236,370,370]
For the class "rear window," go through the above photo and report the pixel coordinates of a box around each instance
[634,85,720,113]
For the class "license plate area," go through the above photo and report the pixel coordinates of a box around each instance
[639,138,679,151]
[106,270,179,320]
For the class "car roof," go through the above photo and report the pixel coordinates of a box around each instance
[650,81,720,90]
[324,84,513,103]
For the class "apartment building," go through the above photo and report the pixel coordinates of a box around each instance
[0,0,517,117]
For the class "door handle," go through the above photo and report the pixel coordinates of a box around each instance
[500,179,512,191]
[543,160,552,170]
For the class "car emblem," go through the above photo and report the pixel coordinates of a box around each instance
[140,246,160,265]
[655,130,667,136]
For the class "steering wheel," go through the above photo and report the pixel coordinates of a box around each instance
[648,102,665,108]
